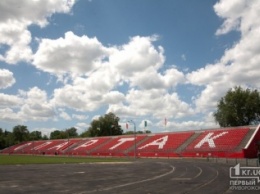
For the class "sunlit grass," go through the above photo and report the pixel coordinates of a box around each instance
[0,155,128,165]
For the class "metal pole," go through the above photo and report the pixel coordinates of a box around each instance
[67,131,70,156]
[33,137,34,155]
[128,120,137,159]
[134,121,136,159]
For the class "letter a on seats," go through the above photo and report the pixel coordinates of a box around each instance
[138,136,168,150]
[194,132,228,148]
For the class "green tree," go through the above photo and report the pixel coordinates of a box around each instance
[50,128,78,140]
[214,86,260,127]
[80,130,90,137]
[42,134,49,140]
[0,128,5,149]
[65,127,78,138]
[6,131,15,147]
[88,112,123,137]
[29,131,42,141]
[12,125,29,143]
[50,130,64,139]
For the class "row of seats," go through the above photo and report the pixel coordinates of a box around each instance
[1,127,253,157]
[185,127,250,151]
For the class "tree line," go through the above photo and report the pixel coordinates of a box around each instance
[0,125,79,150]
[0,113,150,149]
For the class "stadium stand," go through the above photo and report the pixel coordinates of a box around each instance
[68,137,111,155]
[182,127,251,158]
[1,125,260,158]
[134,132,194,157]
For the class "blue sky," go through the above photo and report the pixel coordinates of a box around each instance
[0,0,260,136]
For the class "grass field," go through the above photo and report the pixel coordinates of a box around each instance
[0,155,128,165]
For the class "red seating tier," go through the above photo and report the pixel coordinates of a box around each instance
[136,132,194,152]
[185,127,250,152]
[93,135,147,154]
[1,126,257,158]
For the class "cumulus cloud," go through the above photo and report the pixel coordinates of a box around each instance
[33,31,110,75]
[0,0,76,64]
[2,0,259,132]
[19,87,56,121]
[0,93,22,108]
[108,88,194,120]
[47,34,179,114]
[0,87,55,123]
[187,0,260,113]
[109,36,165,77]
[59,111,71,121]
[0,108,23,123]
[72,114,89,120]
[0,69,15,89]
[214,0,247,35]
[75,122,89,134]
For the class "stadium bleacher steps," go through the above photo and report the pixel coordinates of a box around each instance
[235,127,255,152]
[89,137,114,153]
[62,139,85,153]
[175,132,201,153]
[125,135,151,154]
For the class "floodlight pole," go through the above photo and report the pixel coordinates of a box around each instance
[67,131,70,157]
[128,120,137,159]
[33,136,35,155]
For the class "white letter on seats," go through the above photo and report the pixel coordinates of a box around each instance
[48,142,68,150]
[14,142,32,151]
[73,139,98,150]
[138,136,168,150]
[195,132,228,148]
[109,138,134,150]
[33,141,52,150]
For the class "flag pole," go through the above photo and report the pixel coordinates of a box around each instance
[164,118,167,131]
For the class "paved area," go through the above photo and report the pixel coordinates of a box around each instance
[0,158,259,194]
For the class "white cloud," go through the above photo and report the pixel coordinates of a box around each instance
[52,81,102,112]
[163,68,185,88]
[129,68,165,90]
[75,122,89,134]
[59,111,71,121]
[0,108,23,123]
[2,0,260,132]
[0,87,56,123]
[0,0,76,64]
[0,69,15,89]
[165,120,206,131]
[214,0,260,36]
[187,0,260,114]
[103,91,125,104]
[108,88,194,120]
[110,36,165,78]
[0,93,22,107]
[72,114,89,120]
[33,31,110,75]
[48,34,174,114]
[0,21,32,64]
[214,0,247,35]
[19,87,56,121]
[0,0,75,26]
[186,63,226,86]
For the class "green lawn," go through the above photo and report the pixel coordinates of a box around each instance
[0,155,129,165]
